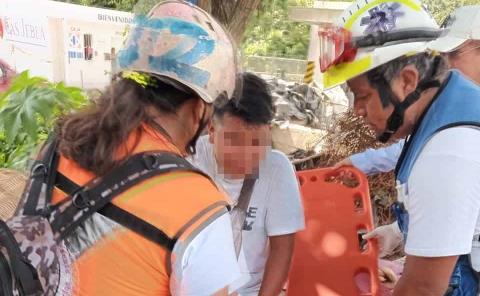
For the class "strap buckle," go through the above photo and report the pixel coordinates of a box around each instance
[31,163,47,178]
[142,154,160,170]
[72,191,94,209]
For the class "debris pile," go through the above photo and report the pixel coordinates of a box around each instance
[263,76,348,155]
[263,75,348,129]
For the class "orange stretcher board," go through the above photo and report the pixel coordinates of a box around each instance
[287,167,380,296]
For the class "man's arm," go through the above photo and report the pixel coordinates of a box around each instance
[261,151,304,295]
[212,287,229,296]
[258,234,295,296]
[393,255,457,296]
[335,140,404,175]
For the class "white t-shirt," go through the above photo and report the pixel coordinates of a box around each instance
[402,127,480,270]
[171,212,241,295]
[190,136,305,295]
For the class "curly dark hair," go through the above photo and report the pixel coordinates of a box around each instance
[56,75,196,176]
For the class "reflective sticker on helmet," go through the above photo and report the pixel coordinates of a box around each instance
[118,16,215,87]
[323,55,373,89]
[344,0,421,30]
[404,50,421,57]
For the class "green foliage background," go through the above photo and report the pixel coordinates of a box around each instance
[241,0,314,59]
[0,72,87,169]
[423,0,480,25]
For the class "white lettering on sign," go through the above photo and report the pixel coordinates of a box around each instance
[97,14,133,24]
[3,15,47,47]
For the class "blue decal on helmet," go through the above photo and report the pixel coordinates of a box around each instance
[360,3,404,34]
[118,16,215,87]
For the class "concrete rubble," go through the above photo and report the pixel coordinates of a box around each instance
[261,75,349,156]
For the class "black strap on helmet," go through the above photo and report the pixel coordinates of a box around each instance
[378,79,441,142]
[353,29,442,49]
[369,55,443,143]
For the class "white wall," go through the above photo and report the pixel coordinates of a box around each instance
[0,0,53,78]
[63,19,127,89]
[0,0,133,89]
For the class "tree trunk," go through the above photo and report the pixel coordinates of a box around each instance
[197,0,211,13]
[197,0,262,44]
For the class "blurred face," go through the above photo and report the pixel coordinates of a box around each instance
[447,41,480,84]
[348,75,394,137]
[209,114,271,179]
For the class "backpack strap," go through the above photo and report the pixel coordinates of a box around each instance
[55,172,79,198]
[55,171,177,250]
[235,177,257,213]
[231,176,257,257]
[0,220,43,294]
[20,135,59,216]
[49,151,213,248]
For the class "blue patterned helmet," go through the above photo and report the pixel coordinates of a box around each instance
[118,0,237,103]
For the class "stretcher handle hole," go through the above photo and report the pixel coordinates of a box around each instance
[354,194,365,213]
[357,228,369,253]
[324,170,360,188]
[354,267,375,295]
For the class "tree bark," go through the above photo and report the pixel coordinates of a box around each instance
[197,0,262,44]
[197,0,212,13]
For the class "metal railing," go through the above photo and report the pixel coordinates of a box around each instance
[243,56,308,82]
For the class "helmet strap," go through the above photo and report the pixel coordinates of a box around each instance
[186,102,209,155]
[371,56,443,143]
[378,79,440,142]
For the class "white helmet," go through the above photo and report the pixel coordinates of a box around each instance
[320,0,440,89]
[429,5,480,53]
[117,0,237,103]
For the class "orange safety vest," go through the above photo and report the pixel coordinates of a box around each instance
[51,125,228,295]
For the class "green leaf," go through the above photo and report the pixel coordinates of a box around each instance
[0,70,87,166]
[1,104,23,144]
[21,106,38,141]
